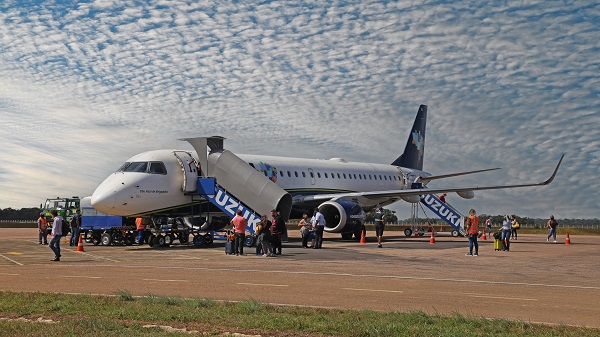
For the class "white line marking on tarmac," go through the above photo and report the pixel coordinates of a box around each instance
[23,264,600,291]
[0,272,19,276]
[143,279,189,283]
[237,282,288,287]
[63,249,120,263]
[60,275,101,279]
[0,254,23,266]
[342,287,403,293]
[466,294,537,301]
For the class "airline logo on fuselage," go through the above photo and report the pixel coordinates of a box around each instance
[411,130,424,166]
[258,162,277,183]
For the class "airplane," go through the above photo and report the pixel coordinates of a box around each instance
[91,105,563,240]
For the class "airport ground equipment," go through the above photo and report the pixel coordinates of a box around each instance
[41,196,80,235]
[81,196,146,246]
[405,194,466,237]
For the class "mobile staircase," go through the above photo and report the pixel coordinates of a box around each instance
[420,194,466,237]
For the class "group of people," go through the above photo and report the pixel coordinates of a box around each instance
[229,208,288,256]
[37,209,81,262]
[297,207,326,249]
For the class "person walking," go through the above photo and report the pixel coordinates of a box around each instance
[49,210,63,261]
[271,209,285,255]
[312,208,326,249]
[511,215,520,240]
[547,215,558,243]
[230,209,247,256]
[439,193,447,203]
[465,209,480,256]
[374,207,386,248]
[135,217,145,245]
[485,217,492,239]
[69,209,82,246]
[37,213,48,245]
[501,215,512,251]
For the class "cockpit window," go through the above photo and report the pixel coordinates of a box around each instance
[149,162,167,174]
[118,161,166,174]
[124,162,148,173]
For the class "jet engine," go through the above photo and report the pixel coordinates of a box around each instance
[318,200,365,238]
[457,190,474,199]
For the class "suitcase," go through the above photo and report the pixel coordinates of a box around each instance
[225,240,234,255]
[494,239,503,251]
[225,230,235,255]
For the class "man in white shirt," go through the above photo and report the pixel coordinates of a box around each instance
[49,210,63,261]
[312,208,326,249]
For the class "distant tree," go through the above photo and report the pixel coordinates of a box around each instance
[0,207,41,221]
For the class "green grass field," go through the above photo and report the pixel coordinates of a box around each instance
[0,291,598,336]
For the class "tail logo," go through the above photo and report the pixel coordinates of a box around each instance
[258,162,277,183]
[411,130,424,165]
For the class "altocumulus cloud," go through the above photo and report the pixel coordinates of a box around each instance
[0,0,598,218]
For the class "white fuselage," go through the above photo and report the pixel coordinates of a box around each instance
[91,149,428,217]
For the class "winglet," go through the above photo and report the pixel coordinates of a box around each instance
[541,154,564,185]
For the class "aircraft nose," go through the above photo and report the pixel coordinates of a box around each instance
[91,188,116,214]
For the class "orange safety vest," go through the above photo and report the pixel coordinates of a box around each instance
[466,215,480,235]
[135,218,145,230]
[39,217,47,231]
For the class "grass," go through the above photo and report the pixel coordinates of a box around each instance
[0,291,598,336]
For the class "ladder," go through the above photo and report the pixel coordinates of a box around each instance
[420,194,466,236]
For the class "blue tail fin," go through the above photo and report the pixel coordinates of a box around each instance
[391,105,427,170]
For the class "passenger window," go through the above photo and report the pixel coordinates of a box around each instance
[353,174,357,179]
[379,175,383,180]
[374,175,377,180]
[343,173,347,179]
[302,172,306,178]
[317,172,321,178]
[337,173,341,179]
[310,172,314,178]
[369,174,372,180]
[287,171,291,177]
[331,173,335,179]
[324,173,328,178]
[295,171,298,177]
[149,162,167,174]
[125,162,148,173]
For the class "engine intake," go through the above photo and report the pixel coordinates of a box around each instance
[319,200,365,233]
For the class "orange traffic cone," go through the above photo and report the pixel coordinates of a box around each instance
[76,234,85,252]
[360,229,366,244]
[429,231,436,244]
[565,232,571,245]
[481,231,487,241]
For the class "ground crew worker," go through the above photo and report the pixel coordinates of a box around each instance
[135,217,145,245]
[374,207,386,248]
[37,213,48,245]
[465,209,480,256]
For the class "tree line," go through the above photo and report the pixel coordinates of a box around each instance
[0,207,42,221]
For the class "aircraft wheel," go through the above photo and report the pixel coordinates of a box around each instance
[156,235,166,247]
[203,234,213,246]
[148,234,155,247]
[193,235,204,248]
[101,233,112,246]
[451,230,459,237]
[404,228,413,237]
[179,234,189,244]
[244,235,255,247]
[341,232,353,240]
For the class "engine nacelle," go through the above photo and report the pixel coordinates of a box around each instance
[318,200,365,233]
[457,190,474,199]
[400,195,421,203]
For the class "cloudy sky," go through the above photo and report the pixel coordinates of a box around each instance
[1,1,598,219]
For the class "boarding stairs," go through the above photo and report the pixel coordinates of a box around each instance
[179,137,292,239]
[420,194,467,237]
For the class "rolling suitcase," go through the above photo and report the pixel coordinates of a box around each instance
[225,230,235,255]
[494,239,503,251]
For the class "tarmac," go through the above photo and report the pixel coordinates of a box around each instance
[1,228,599,328]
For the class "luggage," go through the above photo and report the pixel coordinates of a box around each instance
[494,239,502,251]
[225,230,235,255]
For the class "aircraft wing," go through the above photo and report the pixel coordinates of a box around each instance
[301,155,563,202]
[421,167,500,184]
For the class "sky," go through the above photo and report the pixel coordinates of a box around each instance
[0,1,598,219]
